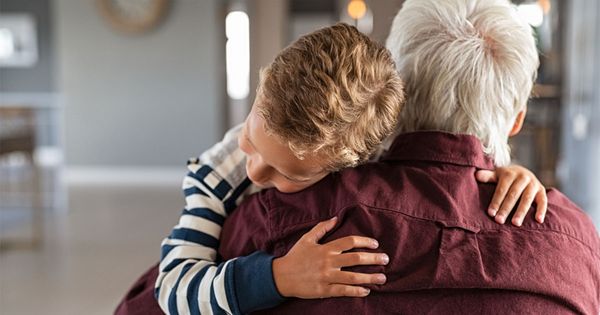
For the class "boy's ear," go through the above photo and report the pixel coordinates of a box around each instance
[509,108,527,137]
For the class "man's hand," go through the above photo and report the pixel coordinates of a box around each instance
[476,165,548,226]
[272,217,388,299]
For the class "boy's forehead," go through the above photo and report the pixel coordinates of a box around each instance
[246,108,326,178]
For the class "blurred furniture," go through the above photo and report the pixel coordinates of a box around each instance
[0,106,43,249]
[509,0,565,188]
[510,84,562,187]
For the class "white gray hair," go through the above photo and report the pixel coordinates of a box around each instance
[386,0,539,166]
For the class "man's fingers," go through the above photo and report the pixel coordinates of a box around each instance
[303,217,338,243]
[495,176,530,224]
[535,189,548,223]
[476,170,498,183]
[511,185,537,226]
[329,270,386,286]
[332,252,389,268]
[488,174,515,217]
[325,235,379,253]
[326,284,370,298]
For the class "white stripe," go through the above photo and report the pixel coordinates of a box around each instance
[213,259,236,314]
[203,172,222,190]
[176,261,212,315]
[178,215,222,239]
[198,266,218,315]
[182,176,211,191]
[161,237,210,248]
[212,149,247,183]
[183,175,222,199]
[160,245,217,272]
[157,263,186,314]
[187,162,202,174]
[185,193,226,216]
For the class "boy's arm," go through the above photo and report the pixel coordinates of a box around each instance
[155,124,284,315]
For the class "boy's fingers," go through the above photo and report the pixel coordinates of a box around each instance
[488,174,515,217]
[332,252,389,268]
[330,271,386,286]
[535,189,548,223]
[326,284,370,298]
[326,236,379,253]
[495,177,530,224]
[511,185,537,226]
[476,170,498,183]
[304,217,338,243]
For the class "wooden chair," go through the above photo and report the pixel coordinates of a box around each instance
[0,107,43,249]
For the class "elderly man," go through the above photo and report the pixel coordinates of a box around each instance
[216,0,600,313]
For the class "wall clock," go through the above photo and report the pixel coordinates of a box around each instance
[96,0,170,34]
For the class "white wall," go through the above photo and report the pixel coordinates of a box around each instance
[54,0,224,168]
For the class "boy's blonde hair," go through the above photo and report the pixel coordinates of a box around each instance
[257,23,405,171]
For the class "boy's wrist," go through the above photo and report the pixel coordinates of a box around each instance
[232,252,286,313]
[272,256,292,297]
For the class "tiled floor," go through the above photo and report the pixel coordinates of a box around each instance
[0,184,182,315]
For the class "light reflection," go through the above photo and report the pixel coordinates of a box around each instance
[517,3,544,27]
[225,11,250,100]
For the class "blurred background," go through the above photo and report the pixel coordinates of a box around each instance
[0,0,598,314]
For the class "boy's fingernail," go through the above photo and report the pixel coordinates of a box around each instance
[375,274,387,284]
[371,240,379,248]
[381,254,389,264]
[488,208,497,216]
[496,215,506,224]
[330,216,338,221]
[362,288,370,295]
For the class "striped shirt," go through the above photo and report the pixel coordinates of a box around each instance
[155,124,284,315]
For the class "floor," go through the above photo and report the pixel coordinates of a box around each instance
[0,184,182,315]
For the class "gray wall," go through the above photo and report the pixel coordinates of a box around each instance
[54,0,224,167]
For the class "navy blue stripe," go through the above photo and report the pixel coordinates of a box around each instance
[171,228,219,249]
[224,260,241,315]
[212,180,232,200]
[184,207,226,226]
[184,186,208,197]
[187,264,213,315]
[161,244,176,260]
[209,263,227,313]
[196,165,213,178]
[187,169,232,201]
[168,262,195,315]
[163,258,187,273]
[224,177,253,214]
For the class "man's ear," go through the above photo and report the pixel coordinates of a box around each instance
[509,108,527,137]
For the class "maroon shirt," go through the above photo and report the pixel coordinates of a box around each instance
[219,131,600,314]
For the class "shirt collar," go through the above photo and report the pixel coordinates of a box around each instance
[381,131,495,170]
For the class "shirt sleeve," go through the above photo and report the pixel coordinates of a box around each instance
[154,124,285,315]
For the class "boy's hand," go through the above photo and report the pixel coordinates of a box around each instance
[476,165,548,226]
[272,217,388,299]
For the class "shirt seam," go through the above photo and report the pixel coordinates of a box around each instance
[358,202,600,260]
